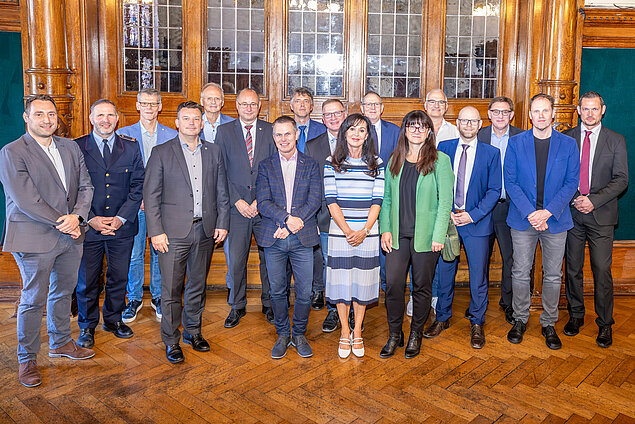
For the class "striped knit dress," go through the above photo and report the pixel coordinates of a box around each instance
[324,156,384,306]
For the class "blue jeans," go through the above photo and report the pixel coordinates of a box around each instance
[127,209,161,301]
[320,232,336,312]
[265,234,313,337]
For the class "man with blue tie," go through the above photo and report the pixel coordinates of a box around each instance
[289,87,326,153]
[75,99,145,348]
[430,106,501,349]
[118,88,178,323]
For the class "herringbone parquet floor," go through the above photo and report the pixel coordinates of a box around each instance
[0,289,633,423]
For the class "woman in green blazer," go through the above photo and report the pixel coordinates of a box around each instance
[378,110,454,359]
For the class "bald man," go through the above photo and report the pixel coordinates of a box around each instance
[428,106,501,349]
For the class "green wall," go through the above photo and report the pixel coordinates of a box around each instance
[580,48,635,240]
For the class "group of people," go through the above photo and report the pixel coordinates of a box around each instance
[0,83,627,388]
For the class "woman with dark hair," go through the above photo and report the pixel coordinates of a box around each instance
[378,110,454,359]
[324,113,384,359]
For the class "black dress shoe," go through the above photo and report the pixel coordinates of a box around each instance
[103,321,134,339]
[379,331,404,358]
[77,328,95,348]
[183,333,211,352]
[563,317,584,336]
[322,310,340,333]
[541,326,562,350]
[405,331,423,359]
[507,320,526,344]
[423,319,450,338]
[470,324,485,349]
[262,306,274,324]
[166,344,184,363]
[311,291,325,310]
[596,325,612,348]
[503,306,515,325]
[224,308,246,328]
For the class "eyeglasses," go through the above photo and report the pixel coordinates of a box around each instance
[457,119,481,126]
[406,124,428,133]
[362,102,381,108]
[237,102,259,108]
[322,110,345,119]
[490,109,511,117]
[426,99,447,106]
[139,102,160,108]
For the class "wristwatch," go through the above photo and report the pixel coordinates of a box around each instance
[364,227,371,236]
[75,214,87,227]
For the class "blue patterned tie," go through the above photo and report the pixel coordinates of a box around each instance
[297,125,307,153]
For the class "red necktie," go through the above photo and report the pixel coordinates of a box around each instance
[245,125,253,166]
[579,130,591,195]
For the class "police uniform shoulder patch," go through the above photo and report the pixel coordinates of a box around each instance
[119,134,137,143]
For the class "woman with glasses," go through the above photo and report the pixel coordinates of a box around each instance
[378,110,454,359]
[324,113,384,359]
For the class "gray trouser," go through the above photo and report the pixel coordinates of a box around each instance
[13,234,82,363]
[510,227,567,327]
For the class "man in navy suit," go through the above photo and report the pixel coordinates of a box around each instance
[430,106,501,349]
[504,93,579,350]
[118,88,178,323]
[256,116,321,359]
[289,87,326,153]
[75,99,145,348]
[477,96,524,325]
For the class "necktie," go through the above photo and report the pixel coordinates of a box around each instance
[102,138,112,167]
[455,144,469,208]
[579,130,591,195]
[297,125,307,153]
[245,125,254,166]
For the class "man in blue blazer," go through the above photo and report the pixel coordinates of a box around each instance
[430,106,501,349]
[504,93,580,350]
[256,116,321,359]
[117,88,178,323]
[289,87,326,153]
[75,99,145,348]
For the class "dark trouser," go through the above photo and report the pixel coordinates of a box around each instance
[385,237,440,334]
[158,221,214,345]
[227,211,270,310]
[565,209,615,327]
[311,244,324,293]
[490,199,514,308]
[77,236,135,329]
[264,234,313,337]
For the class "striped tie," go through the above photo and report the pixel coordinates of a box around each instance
[245,125,253,166]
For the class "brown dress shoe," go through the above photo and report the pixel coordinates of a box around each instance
[423,319,450,339]
[49,340,95,360]
[470,324,485,349]
[18,360,41,387]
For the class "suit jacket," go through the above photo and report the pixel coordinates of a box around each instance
[143,137,230,239]
[0,133,94,253]
[117,121,178,165]
[75,133,145,241]
[304,132,332,233]
[437,139,501,237]
[504,129,580,233]
[371,119,400,164]
[563,125,628,226]
[304,118,327,142]
[477,124,523,145]
[216,118,276,209]
[255,151,321,248]
[199,113,235,142]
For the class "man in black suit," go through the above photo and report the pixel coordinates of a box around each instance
[477,96,523,325]
[74,99,144,348]
[144,101,230,363]
[217,88,277,328]
[563,91,628,348]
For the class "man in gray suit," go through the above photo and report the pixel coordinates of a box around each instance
[144,101,229,364]
[0,95,95,387]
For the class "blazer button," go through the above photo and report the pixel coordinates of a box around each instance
[106,206,110,210]
[190,194,193,197]
[106,173,110,177]
[107,195,110,199]
[67,197,70,201]
[106,184,110,187]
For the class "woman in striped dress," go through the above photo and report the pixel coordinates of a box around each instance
[324,113,384,359]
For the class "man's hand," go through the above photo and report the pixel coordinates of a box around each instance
[346,230,367,247]
[574,195,595,214]
[56,214,80,234]
[69,227,82,239]
[140,200,144,212]
[528,209,552,230]
[110,217,123,231]
[381,232,393,253]
[235,199,257,219]
[273,227,290,239]
[286,216,304,234]
[431,241,444,252]
[89,216,116,235]
[214,228,228,243]
[452,211,473,226]
[251,200,258,215]
[151,233,169,253]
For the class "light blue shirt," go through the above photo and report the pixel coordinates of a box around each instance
[140,123,158,166]
[91,131,126,225]
[490,126,510,199]
[203,114,222,143]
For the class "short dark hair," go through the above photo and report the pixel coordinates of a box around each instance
[137,88,161,103]
[488,96,514,111]
[272,115,297,131]
[176,101,204,117]
[529,93,554,109]
[90,99,117,114]
[579,91,604,107]
[25,94,57,115]
[291,87,314,101]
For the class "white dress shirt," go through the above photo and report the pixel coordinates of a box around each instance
[240,119,256,153]
[453,137,478,209]
[436,119,460,146]
[579,123,602,189]
[374,120,382,153]
[327,131,337,154]
[36,138,67,192]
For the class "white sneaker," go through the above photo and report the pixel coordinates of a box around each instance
[431,296,438,311]
[406,296,413,317]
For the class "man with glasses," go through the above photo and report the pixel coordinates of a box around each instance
[424,88,460,145]
[477,96,523,325]
[289,87,326,153]
[217,88,277,328]
[200,82,234,143]
[429,106,501,349]
[118,88,177,323]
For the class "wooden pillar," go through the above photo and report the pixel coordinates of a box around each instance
[20,0,74,137]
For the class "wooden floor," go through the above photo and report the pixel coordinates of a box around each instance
[0,289,633,424]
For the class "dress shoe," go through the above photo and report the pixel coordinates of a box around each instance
[338,336,351,359]
[103,321,134,339]
[404,331,423,359]
[322,310,340,333]
[563,317,584,336]
[351,337,365,358]
[183,333,210,352]
[224,308,246,328]
[18,360,41,387]
[379,331,405,358]
[166,344,184,363]
[503,306,514,325]
[541,326,562,350]
[77,328,95,348]
[596,325,612,348]
[507,320,526,344]
[151,297,162,320]
[423,319,449,339]
[262,306,275,324]
[122,299,142,323]
[470,324,485,349]
[311,291,325,310]
[292,335,313,358]
[271,335,291,359]
[49,340,95,360]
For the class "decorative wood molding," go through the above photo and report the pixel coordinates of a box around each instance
[582,7,635,47]
[0,1,20,32]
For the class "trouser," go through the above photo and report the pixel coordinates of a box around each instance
[319,232,336,311]
[490,199,514,309]
[127,209,161,302]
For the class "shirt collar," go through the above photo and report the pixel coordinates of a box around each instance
[240,119,257,130]
[141,122,157,137]
[204,113,222,127]
[296,119,309,130]
[279,149,298,163]
[491,126,510,139]
[459,137,478,149]
[179,136,202,151]
[582,123,602,137]
[93,131,116,144]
